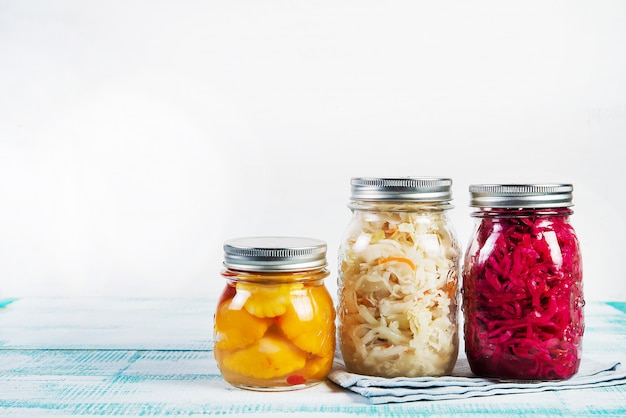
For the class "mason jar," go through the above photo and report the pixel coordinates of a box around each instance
[214,236,336,391]
[462,184,585,380]
[337,177,461,377]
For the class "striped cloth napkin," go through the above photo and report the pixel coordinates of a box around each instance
[328,355,626,404]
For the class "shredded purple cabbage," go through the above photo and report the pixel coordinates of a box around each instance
[463,209,584,380]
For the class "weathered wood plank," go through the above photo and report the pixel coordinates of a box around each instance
[0,299,625,416]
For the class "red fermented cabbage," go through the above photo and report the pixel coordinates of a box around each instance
[463,209,584,380]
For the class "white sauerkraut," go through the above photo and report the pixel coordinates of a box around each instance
[338,204,460,377]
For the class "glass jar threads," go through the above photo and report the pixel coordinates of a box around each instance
[337,177,461,377]
[214,236,336,391]
[462,184,585,380]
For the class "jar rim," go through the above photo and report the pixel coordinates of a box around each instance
[348,200,453,212]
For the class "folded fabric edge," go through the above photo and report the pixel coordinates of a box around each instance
[364,378,626,404]
[350,370,626,398]
[329,360,622,390]
[362,366,624,392]
[328,370,493,389]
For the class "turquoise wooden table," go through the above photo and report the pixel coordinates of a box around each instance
[1,298,625,417]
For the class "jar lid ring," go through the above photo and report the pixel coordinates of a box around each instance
[223,236,327,272]
[469,184,573,208]
[350,177,453,202]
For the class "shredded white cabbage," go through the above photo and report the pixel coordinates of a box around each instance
[338,203,460,377]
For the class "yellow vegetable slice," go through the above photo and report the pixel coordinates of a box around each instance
[302,353,334,380]
[278,286,336,356]
[236,282,304,318]
[214,298,272,351]
[221,334,307,379]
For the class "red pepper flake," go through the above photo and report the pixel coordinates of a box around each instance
[287,375,307,385]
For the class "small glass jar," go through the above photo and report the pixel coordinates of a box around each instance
[462,184,585,380]
[338,177,461,378]
[214,236,336,391]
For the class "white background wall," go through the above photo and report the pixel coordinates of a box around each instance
[1,1,625,301]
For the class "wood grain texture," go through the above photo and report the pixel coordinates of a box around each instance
[1,298,625,417]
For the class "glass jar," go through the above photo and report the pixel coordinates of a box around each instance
[214,236,336,391]
[337,177,461,377]
[462,184,585,380]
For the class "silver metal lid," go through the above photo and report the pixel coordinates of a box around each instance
[350,177,453,202]
[469,184,574,208]
[223,236,327,272]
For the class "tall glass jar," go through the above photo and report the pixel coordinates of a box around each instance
[338,177,461,377]
[462,184,584,380]
[214,236,336,391]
